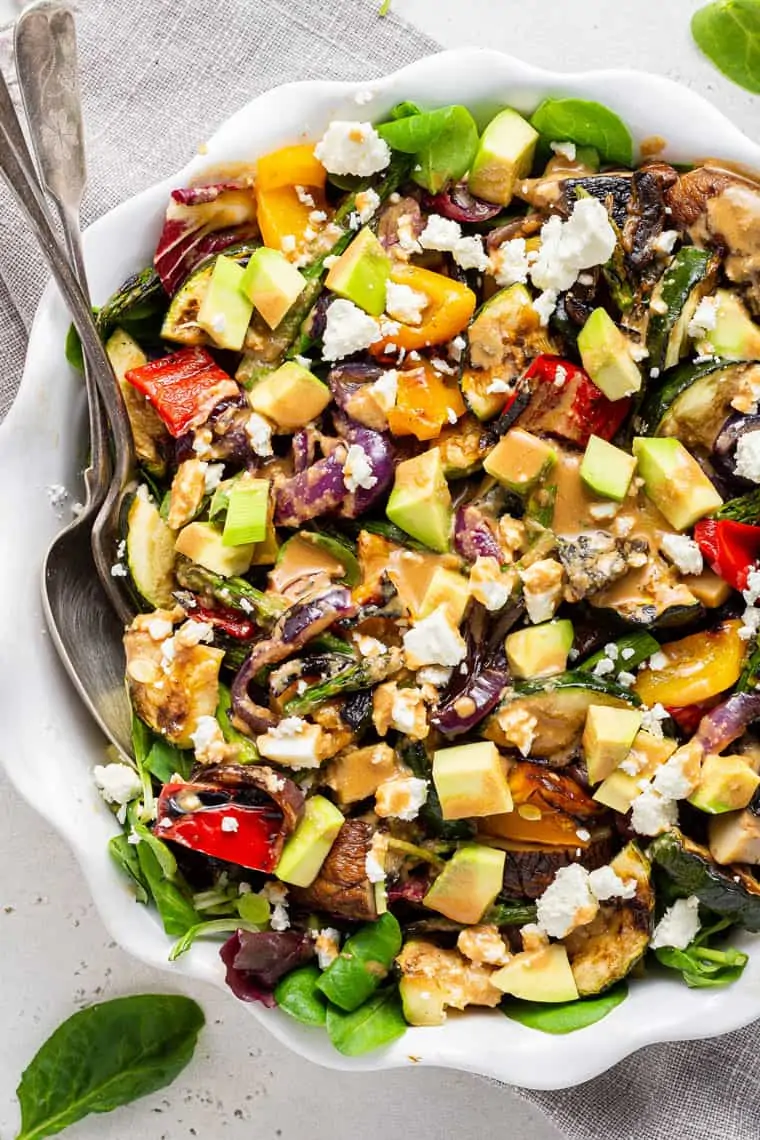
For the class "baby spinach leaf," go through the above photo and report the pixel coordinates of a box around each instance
[378,105,479,193]
[135,832,199,937]
[654,916,749,987]
[692,0,760,93]
[144,737,193,783]
[530,98,633,166]
[169,918,264,962]
[317,912,402,1011]
[501,982,628,1034]
[64,324,84,372]
[108,835,149,904]
[325,987,407,1055]
[15,994,204,1140]
[275,965,328,1026]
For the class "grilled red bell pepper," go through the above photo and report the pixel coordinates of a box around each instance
[186,599,256,641]
[693,518,760,591]
[664,698,721,736]
[155,780,284,871]
[125,346,239,438]
[505,355,632,448]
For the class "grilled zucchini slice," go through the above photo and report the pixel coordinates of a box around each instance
[646,247,715,372]
[564,842,654,995]
[650,828,760,932]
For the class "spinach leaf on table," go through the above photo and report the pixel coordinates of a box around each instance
[501,982,628,1034]
[530,98,633,166]
[15,994,204,1140]
[692,0,760,93]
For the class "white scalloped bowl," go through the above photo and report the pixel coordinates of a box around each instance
[4,48,760,1090]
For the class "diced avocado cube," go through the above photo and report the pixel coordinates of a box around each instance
[593,730,677,812]
[423,843,506,924]
[686,571,731,609]
[688,754,760,815]
[582,705,643,785]
[248,361,331,431]
[275,795,344,887]
[484,427,557,494]
[240,247,306,330]
[505,619,574,680]
[399,976,448,1027]
[577,308,642,401]
[697,289,760,360]
[632,437,723,530]
[468,107,538,207]
[416,565,470,625]
[222,478,270,547]
[386,447,452,553]
[196,254,255,351]
[325,226,391,317]
[432,740,512,819]
[580,435,637,502]
[491,943,579,1003]
[175,520,255,576]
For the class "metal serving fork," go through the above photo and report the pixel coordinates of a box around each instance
[8,2,137,756]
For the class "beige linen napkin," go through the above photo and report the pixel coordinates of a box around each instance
[0,2,755,1138]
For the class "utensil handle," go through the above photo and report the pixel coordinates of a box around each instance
[14,1,111,505]
[0,68,132,448]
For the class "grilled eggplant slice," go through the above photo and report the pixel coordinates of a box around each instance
[487,829,615,899]
[564,842,654,995]
[650,827,760,932]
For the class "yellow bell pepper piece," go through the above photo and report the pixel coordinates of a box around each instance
[372,264,476,352]
[634,620,745,708]
[387,360,466,441]
[256,144,326,192]
[255,185,331,257]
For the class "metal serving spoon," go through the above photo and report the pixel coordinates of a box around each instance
[8,3,135,756]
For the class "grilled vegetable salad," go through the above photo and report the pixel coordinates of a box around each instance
[86,96,760,1054]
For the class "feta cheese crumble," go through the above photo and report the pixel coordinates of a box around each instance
[530,197,617,294]
[550,140,577,161]
[314,927,341,969]
[587,866,637,901]
[660,533,703,576]
[342,443,377,492]
[365,832,388,883]
[734,432,760,483]
[418,214,488,272]
[489,238,533,287]
[687,295,718,340]
[519,558,564,624]
[403,605,467,668]
[385,281,428,326]
[630,785,678,836]
[653,229,679,255]
[652,741,702,800]
[322,299,379,361]
[354,187,381,224]
[650,896,701,950]
[93,763,142,806]
[245,412,274,456]
[314,120,390,177]
[221,816,239,833]
[535,864,599,939]
[375,776,429,821]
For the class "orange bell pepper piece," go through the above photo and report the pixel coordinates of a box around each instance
[387,360,466,441]
[372,264,476,352]
[634,620,745,708]
[255,184,331,257]
[256,144,326,192]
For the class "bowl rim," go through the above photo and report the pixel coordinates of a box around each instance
[4,46,760,1090]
